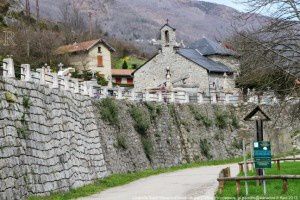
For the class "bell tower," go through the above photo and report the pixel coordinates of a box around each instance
[160,20,177,53]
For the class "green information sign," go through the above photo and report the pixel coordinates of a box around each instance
[253,141,272,169]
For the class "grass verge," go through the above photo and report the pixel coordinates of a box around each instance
[28,157,243,200]
[216,161,300,198]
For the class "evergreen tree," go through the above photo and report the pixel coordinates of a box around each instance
[122,60,129,69]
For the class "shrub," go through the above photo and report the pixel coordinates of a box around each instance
[23,96,31,109]
[97,76,108,86]
[97,98,120,128]
[141,137,153,161]
[116,135,127,150]
[200,139,212,159]
[5,92,16,103]
[215,109,228,129]
[231,138,243,150]
[130,106,150,135]
[231,115,240,129]
[144,102,162,121]
[189,105,212,128]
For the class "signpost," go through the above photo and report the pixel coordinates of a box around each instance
[244,106,271,195]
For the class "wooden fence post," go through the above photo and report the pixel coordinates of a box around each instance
[282,178,288,193]
[239,163,244,173]
[236,180,241,197]
[276,160,281,171]
[219,180,225,193]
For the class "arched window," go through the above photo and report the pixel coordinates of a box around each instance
[165,30,170,45]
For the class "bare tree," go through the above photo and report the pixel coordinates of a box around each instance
[231,0,300,95]
[36,0,40,22]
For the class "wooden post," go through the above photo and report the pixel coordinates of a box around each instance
[218,180,224,194]
[239,163,244,173]
[236,180,241,197]
[282,179,288,193]
[276,160,281,171]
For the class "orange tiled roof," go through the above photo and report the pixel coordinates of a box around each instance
[112,69,134,77]
[55,39,115,55]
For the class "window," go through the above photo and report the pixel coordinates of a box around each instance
[98,47,102,53]
[127,78,133,84]
[165,30,170,45]
[97,55,103,67]
[116,77,122,84]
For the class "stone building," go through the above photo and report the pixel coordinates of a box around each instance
[133,24,239,94]
[55,39,115,82]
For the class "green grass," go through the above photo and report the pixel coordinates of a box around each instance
[216,161,300,198]
[28,157,243,200]
[113,56,146,69]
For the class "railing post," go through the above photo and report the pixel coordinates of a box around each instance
[144,90,150,102]
[169,91,175,103]
[225,93,230,104]
[73,79,79,93]
[39,67,46,85]
[211,92,217,104]
[117,88,123,100]
[3,58,15,78]
[64,76,70,91]
[185,92,189,103]
[158,91,163,102]
[21,64,31,81]
[131,90,136,101]
[52,73,59,88]
[88,85,94,97]
[197,92,203,104]
[102,87,108,98]
[82,81,89,96]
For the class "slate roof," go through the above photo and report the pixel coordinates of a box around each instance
[160,23,176,31]
[190,38,236,56]
[177,48,233,73]
[55,39,115,55]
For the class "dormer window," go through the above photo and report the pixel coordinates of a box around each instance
[165,30,170,45]
[98,47,102,53]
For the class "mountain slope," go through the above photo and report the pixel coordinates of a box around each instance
[24,0,261,48]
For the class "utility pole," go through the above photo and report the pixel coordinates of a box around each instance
[36,0,40,22]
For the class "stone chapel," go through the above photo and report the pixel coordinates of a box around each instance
[132,23,240,95]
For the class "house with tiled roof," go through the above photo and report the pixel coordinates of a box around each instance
[112,69,134,87]
[55,39,115,84]
[133,24,240,94]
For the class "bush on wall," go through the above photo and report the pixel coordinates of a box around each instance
[200,139,212,160]
[215,109,228,129]
[189,105,212,128]
[129,105,150,135]
[97,98,120,128]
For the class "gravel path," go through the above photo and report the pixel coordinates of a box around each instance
[78,164,239,200]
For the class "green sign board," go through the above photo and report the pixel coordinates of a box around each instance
[253,141,272,169]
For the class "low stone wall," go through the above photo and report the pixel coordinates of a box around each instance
[0,77,299,199]
[0,77,107,199]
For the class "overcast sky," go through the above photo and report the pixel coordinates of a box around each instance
[203,0,248,12]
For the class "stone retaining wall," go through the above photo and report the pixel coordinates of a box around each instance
[0,77,107,199]
[0,77,299,199]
